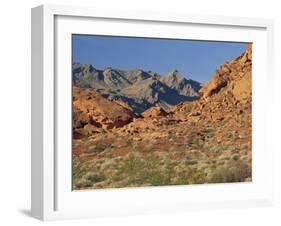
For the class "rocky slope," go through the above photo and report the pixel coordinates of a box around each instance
[73,64,201,113]
[199,43,252,102]
[72,44,252,190]
[72,86,136,139]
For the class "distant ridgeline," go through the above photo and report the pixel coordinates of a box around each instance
[72,63,201,113]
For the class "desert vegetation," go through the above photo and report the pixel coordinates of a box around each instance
[72,44,252,190]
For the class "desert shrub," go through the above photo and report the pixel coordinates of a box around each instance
[72,158,93,179]
[218,155,230,161]
[240,143,250,149]
[201,127,216,135]
[75,179,93,189]
[226,131,240,141]
[111,154,176,186]
[174,171,189,185]
[231,154,240,161]
[84,172,106,183]
[185,159,198,165]
[94,142,112,152]
[111,152,209,187]
[209,159,251,183]
[174,166,206,185]
[241,155,249,161]
[209,144,227,152]
[185,136,204,149]
[72,157,107,185]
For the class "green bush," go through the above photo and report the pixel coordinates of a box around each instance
[111,154,175,186]
[209,159,251,183]
[174,167,206,185]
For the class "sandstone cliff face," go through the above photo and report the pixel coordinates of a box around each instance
[199,44,252,103]
[172,44,252,124]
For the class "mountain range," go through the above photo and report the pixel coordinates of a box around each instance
[72,44,253,189]
[72,63,201,113]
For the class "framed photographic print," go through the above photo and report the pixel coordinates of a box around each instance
[31,4,274,221]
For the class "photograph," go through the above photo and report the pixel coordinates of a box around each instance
[71,35,252,190]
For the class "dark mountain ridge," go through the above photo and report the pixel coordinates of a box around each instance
[72,63,201,113]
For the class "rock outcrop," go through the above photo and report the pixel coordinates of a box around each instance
[199,44,252,102]
[141,106,169,118]
[73,86,136,138]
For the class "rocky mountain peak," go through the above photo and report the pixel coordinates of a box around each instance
[73,63,96,75]
[104,67,113,72]
[73,64,201,113]
[164,69,184,81]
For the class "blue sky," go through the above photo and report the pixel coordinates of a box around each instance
[72,34,247,83]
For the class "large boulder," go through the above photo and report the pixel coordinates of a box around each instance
[141,106,169,118]
[73,86,136,136]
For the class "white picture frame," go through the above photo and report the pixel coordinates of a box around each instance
[31,4,274,221]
